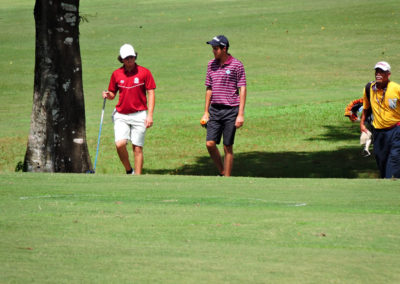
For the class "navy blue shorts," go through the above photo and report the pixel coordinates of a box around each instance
[373,125,400,178]
[206,104,239,146]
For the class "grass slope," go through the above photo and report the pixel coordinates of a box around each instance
[1,173,400,283]
[1,0,400,176]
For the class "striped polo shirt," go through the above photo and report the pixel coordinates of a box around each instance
[205,55,246,106]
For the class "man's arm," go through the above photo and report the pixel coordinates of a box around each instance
[360,85,371,133]
[145,89,155,128]
[360,109,369,133]
[201,87,212,121]
[235,86,246,128]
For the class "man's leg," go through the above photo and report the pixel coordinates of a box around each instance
[114,112,133,173]
[386,127,400,178]
[133,145,144,175]
[220,106,238,177]
[206,140,224,175]
[223,145,233,176]
[128,110,147,175]
[116,140,132,171]
[373,130,390,178]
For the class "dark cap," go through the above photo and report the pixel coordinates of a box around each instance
[206,35,229,48]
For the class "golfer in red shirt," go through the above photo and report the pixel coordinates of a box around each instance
[201,35,247,176]
[103,44,156,175]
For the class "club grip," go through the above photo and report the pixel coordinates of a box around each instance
[102,97,107,109]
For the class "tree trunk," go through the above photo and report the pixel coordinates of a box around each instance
[24,0,92,172]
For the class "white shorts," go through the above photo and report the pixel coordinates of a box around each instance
[113,110,147,146]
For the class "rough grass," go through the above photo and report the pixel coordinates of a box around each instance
[1,0,400,176]
[1,0,400,177]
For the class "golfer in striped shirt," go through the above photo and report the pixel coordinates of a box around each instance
[201,35,247,176]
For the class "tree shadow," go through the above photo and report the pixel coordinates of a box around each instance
[307,123,360,142]
[146,122,378,178]
[147,147,378,178]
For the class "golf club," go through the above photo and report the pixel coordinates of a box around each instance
[87,96,107,173]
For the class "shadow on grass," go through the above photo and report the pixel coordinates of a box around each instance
[147,147,378,178]
[307,124,361,142]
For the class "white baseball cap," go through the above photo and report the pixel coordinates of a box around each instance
[374,61,391,72]
[120,44,136,59]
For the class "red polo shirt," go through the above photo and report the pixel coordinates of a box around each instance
[108,65,156,114]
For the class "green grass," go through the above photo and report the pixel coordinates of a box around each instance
[1,173,400,283]
[1,1,400,282]
[1,0,400,176]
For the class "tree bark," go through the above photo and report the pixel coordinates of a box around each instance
[24,0,92,172]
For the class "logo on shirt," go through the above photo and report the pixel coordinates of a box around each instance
[134,77,139,84]
[226,70,231,75]
[389,98,398,109]
[120,80,125,84]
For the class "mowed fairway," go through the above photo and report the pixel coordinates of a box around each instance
[1,173,400,283]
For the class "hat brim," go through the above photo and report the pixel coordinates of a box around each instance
[374,67,390,72]
[121,54,136,59]
[206,40,221,46]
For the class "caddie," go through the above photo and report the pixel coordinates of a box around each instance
[360,61,400,178]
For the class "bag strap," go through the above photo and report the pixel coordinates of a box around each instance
[364,81,374,125]
[365,81,373,103]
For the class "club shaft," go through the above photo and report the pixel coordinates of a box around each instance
[93,98,106,171]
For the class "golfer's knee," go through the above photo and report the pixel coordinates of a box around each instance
[206,141,216,150]
[133,145,143,154]
[115,140,127,149]
[224,145,233,154]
